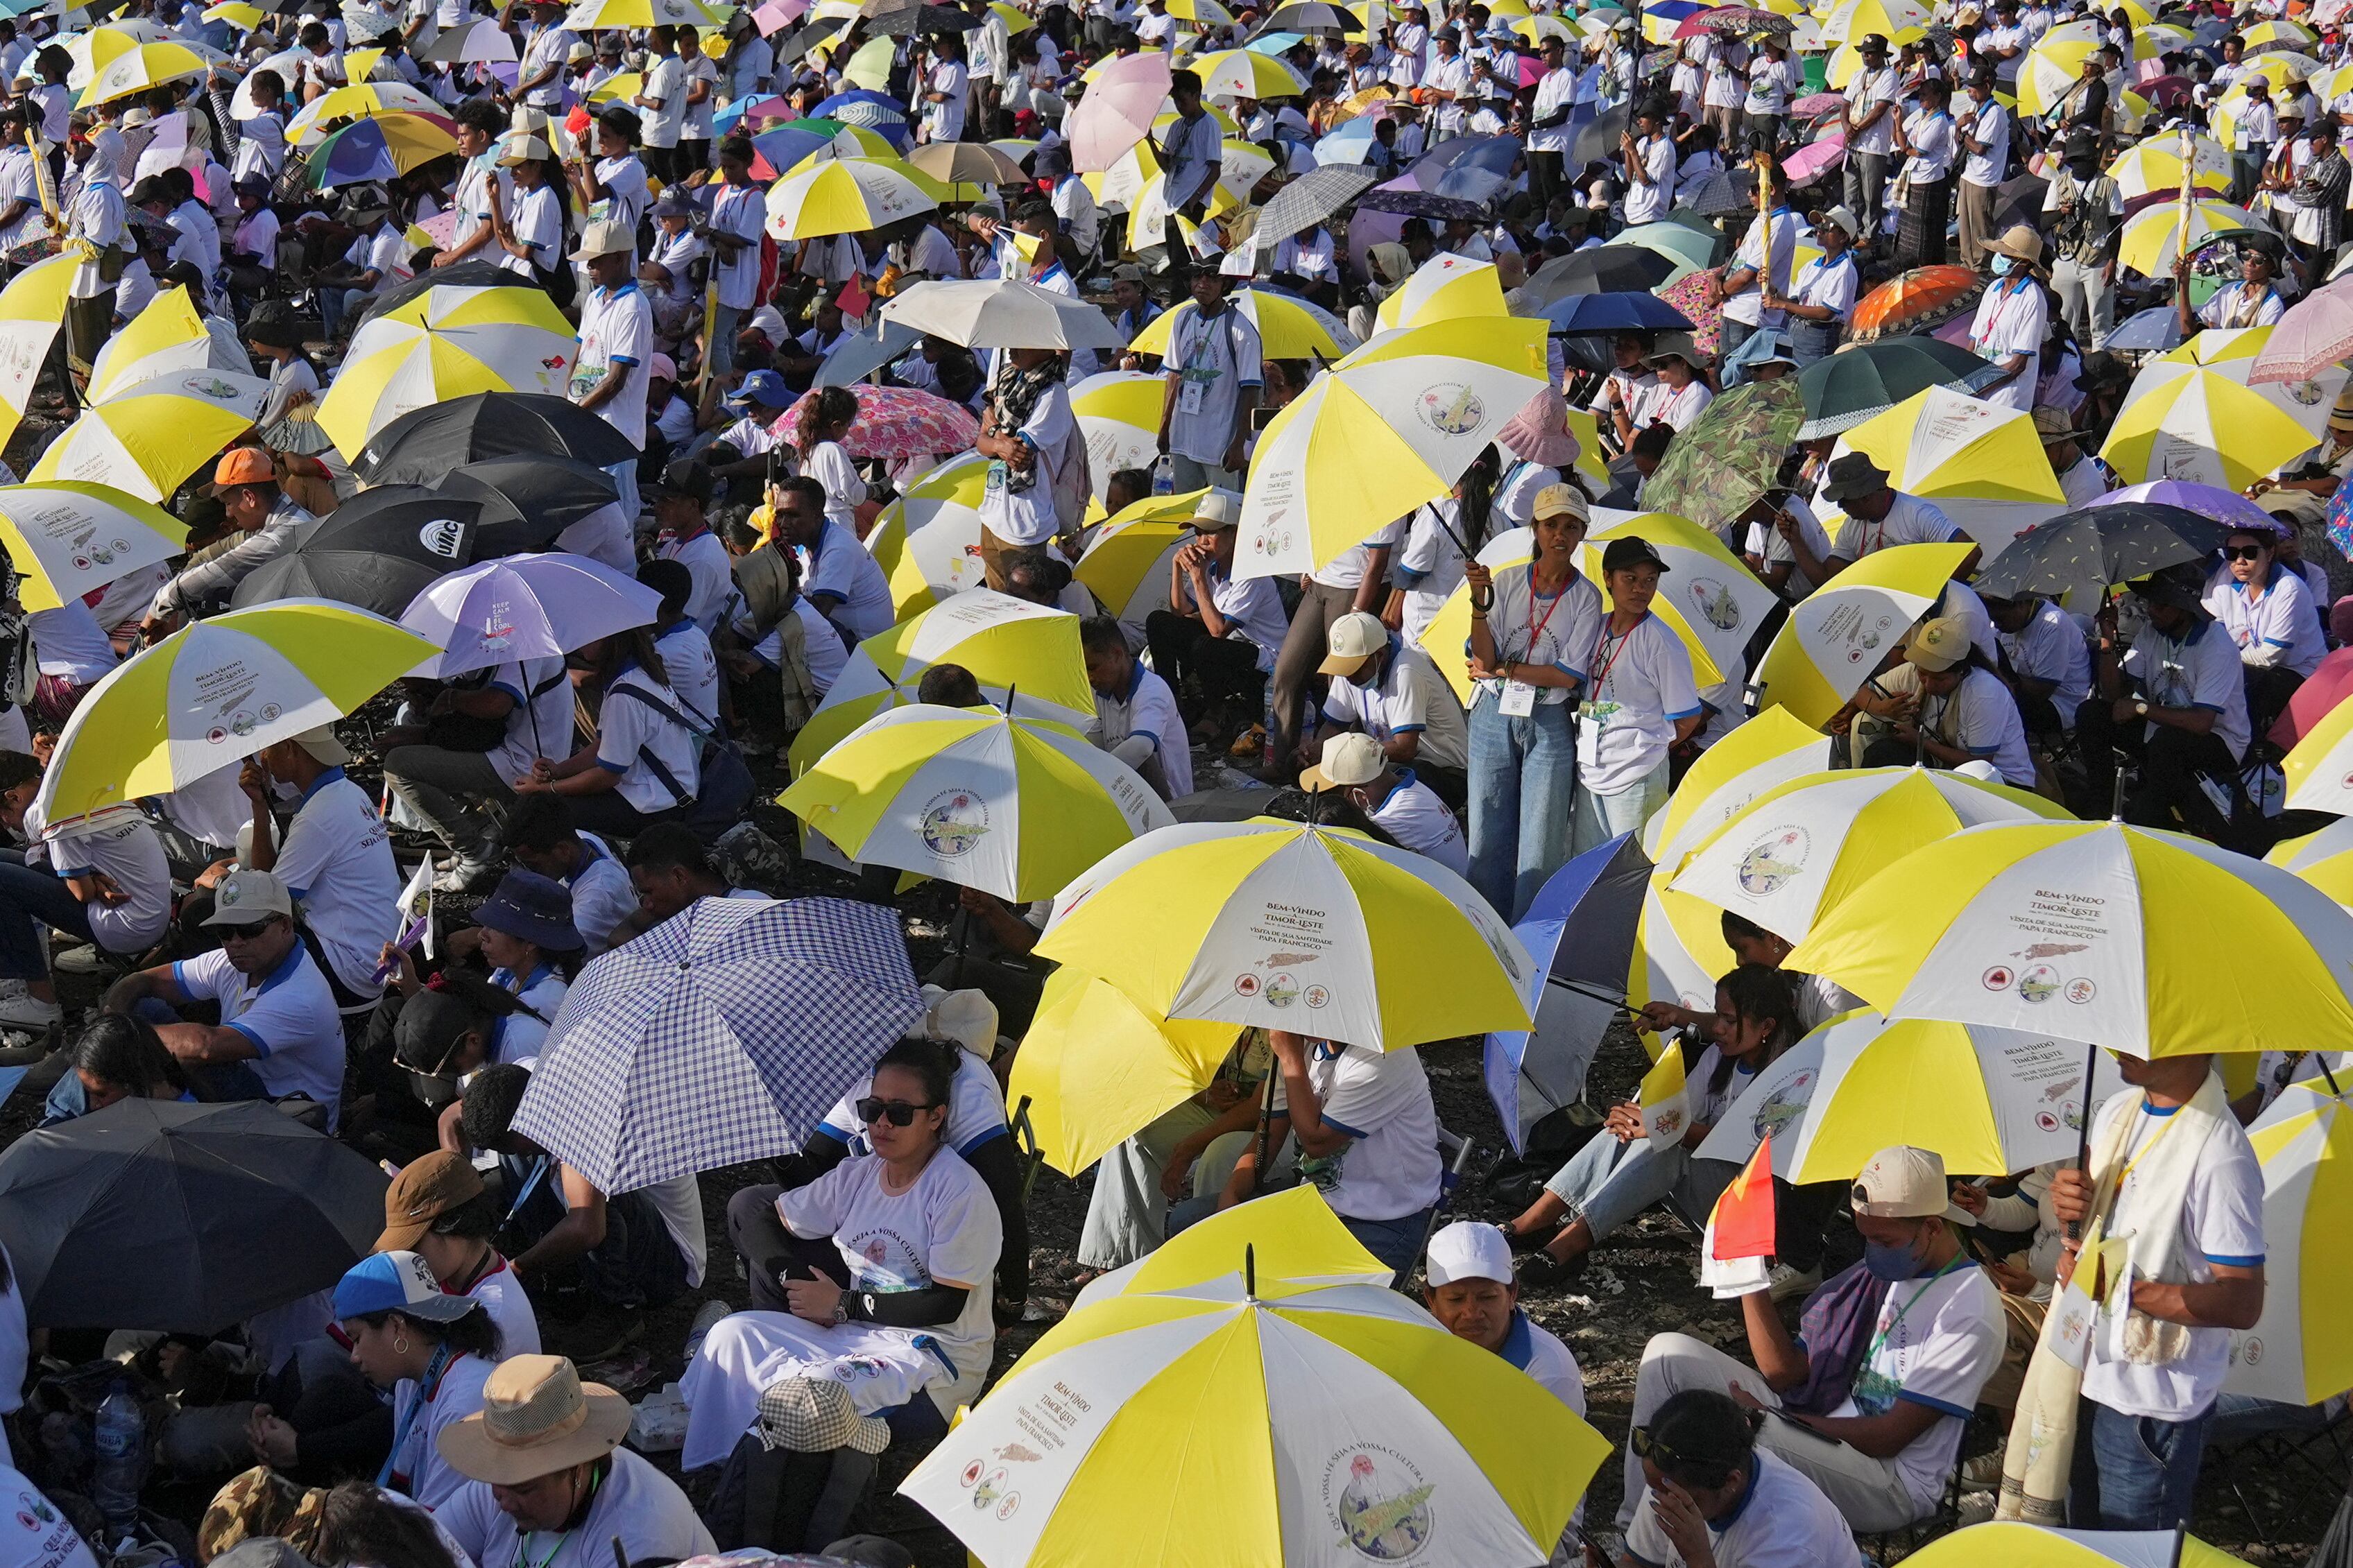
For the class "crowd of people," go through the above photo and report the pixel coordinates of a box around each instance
[0,0,2336,1560]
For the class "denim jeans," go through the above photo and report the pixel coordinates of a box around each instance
[1544,1130,1737,1241]
[0,850,92,981]
[2069,1397,2212,1531]
[1466,689,1577,922]
[1569,757,1670,858]
[1167,1192,1430,1272]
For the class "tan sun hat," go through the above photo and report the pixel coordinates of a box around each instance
[436,1355,632,1485]
[1299,730,1386,793]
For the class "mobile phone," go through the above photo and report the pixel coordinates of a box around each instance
[1250,404,1276,430]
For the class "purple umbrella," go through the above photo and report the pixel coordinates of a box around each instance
[2091,481,2286,537]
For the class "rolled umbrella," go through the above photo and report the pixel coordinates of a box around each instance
[445,454,622,548]
[1541,290,1695,335]
[401,551,663,678]
[1250,163,1376,250]
[230,547,450,619]
[1794,336,2003,439]
[1973,501,2232,605]
[356,390,640,482]
[0,1099,388,1333]
[1848,263,1984,342]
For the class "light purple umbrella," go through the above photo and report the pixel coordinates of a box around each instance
[2091,481,2286,536]
[398,551,665,679]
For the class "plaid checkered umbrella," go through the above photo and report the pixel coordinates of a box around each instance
[511,897,923,1194]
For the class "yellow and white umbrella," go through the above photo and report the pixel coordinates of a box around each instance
[2225,1085,2353,1406]
[1129,288,1358,362]
[1905,1524,2247,1567]
[2243,17,2316,48]
[88,285,238,403]
[2284,696,2353,815]
[76,40,228,107]
[200,0,263,24]
[2016,26,2155,117]
[0,483,187,612]
[787,589,1097,773]
[285,80,444,146]
[2117,195,2271,277]
[1072,491,1210,621]
[2240,50,2321,90]
[1374,251,1507,332]
[1824,385,2066,554]
[28,368,269,502]
[1648,705,1834,863]
[32,601,436,832]
[2106,133,2232,201]
[1670,764,2071,944]
[1237,315,1550,578]
[314,291,576,459]
[763,155,938,239]
[904,1194,1606,1568]
[1009,965,1246,1178]
[1186,46,1308,101]
[584,70,644,106]
[60,19,167,92]
[1070,370,1170,501]
[1039,819,1535,1049]
[1217,137,1278,203]
[1694,1010,2128,1181]
[2159,325,2345,433]
[1750,541,1974,729]
[864,451,992,619]
[1821,0,1929,42]
[779,704,1174,902]
[562,0,724,26]
[2266,815,2353,907]
[0,253,79,454]
[1787,819,2353,1058]
[2100,341,2329,492]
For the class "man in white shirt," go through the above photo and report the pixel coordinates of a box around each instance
[1969,226,2050,413]
[1300,731,1466,875]
[2080,569,2252,841]
[1957,67,2010,267]
[1718,187,1800,356]
[1155,69,1224,276]
[1811,453,1978,579]
[1623,1390,1865,1568]
[1620,1146,2005,1535]
[1082,614,1191,798]
[1145,488,1288,727]
[569,219,652,519]
[1986,587,2093,737]
[633,26,686,182]
[241,726,400,1010]
[1156,269,1262,491]
[1844,35,1900,244]
[1621,99,1675,226]
[1312,610,1470,786]
[1526,38,1580,206]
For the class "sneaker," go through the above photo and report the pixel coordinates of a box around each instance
[433,854,497,895]
[1962,1451,2003,1489]
[0,992,61,1032]
[53,943,123,977]
[1956,1490,1996,1526]
[682,1298,733,1363]
[1767,1263,1822,1302]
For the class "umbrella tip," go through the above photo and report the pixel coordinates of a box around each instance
[1244,1243,1257,1302]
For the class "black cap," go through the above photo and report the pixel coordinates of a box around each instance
[1817,451,1892,503]
[1601,536,1670,576]
[650,456,715,504]
[127,175,170,206]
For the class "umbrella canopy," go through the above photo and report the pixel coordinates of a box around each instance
[1190,45,1308,100]
[1540,291,1694,335]
[1575,512,1779,687]
[1648,706,1836,865]
[1263,0,1361,29]
[355,264,536,332]
[1793,336,2003,439]
[399,551,663,679]
[2118,196,2272,277]
[1374,252,1507,333]
[2250,275,2353,384]
[879,277,1128,350]
[1002,966,1244,1177]
[2283,696,2353,814]
[1752,541,1974,727]
[1827,386,2066,553]
[2268,647,2353,753]
[2223,1084,2353,1404]
[1788,819,2353,1058]
[2105,132,2232,201]
[316,288,577,458]
[780,383,978,463]
[356,391,640,482]
[0,255,78,456]
[1038,820,1534,1050]
[782,704,1175,902]
[87,286,243,404]
[1069,371,1167,502]
[0,483,186,612]
[284,80,443,146]
[1850,264,1984,341]
[904,139,1025,189]
[444,454,622,543]
[1251,164,1377,250]
[304,112,460,189]
[1485,833,1649,1149]
[764,155,936,239]
[511,895,922,1194]
[228,549,447,621]
[2100,352,2328,492]
[33,601,436,829]
[1694,1010,2126,1182]
[1903,1525,2246,1567]
[1068,49,1170,173]
[1641,376,1805,533]
[562,0,724,25]
[76,39,225,105]
[902,1201,1608,1568]
[0,1099,387,1332]
[1518,243,1679,309]
[418,15,515,60]
[2091,479,2280,534]
[28,368,268,502]
[1670,764,2071,945]
[744,118,860,181]
[864,451,991,617]
[1072,510,1191,621]
[1974,501,2232,604]
[1235,316,1550,578]
[1612,219,1725,275]
[1130,288,1356,361]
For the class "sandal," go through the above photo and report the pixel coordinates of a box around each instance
[1517,1250,1589,1291]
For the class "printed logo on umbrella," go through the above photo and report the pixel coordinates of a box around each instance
[1736,827,1809,895]
[919,789,991,856]
[1324,1445,1436,1561]
[1415,383,1487,436]
[419,519,468,559]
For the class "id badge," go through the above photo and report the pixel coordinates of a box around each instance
[1498,679,1537,717]
[1176,377,1207,416]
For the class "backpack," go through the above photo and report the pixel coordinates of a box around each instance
[605,680,756,841]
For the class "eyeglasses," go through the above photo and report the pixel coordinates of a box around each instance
[1629,1426,1677,1463]
[215,918,277,940]
[2224,544,2268,562]
[856,1096,937,1127]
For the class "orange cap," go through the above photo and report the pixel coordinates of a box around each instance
[213,447,273,488]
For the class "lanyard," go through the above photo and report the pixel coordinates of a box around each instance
[1520,573,1571,661]
[1590,613,1645,696]
[1866,1255,1971,1368]
[377,1343,455,1489]
[2112,1099,2189,1196]
[512,1528,570,1568]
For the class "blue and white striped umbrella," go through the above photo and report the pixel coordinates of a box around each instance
[511,896,924,1194]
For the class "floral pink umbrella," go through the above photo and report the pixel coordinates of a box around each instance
[777,385,980,463]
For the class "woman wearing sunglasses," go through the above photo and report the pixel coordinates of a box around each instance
[2205,525,2325,736]
[678,1037,1005,1491]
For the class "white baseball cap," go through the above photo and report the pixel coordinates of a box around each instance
[1850,1146,1949,1218]
[1299,730,1386,793]
[1424,1221,1514,1287]
[1319,610,1388,675]
[1190,488,1242,530]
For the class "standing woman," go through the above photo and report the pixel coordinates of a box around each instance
[1769,205,1860,365]
[975,345,1084,590]
[1892,77,1955,268]
[1570,537,1705,854]
[1461,483,1602,922]
[794,385,868,538]
[330,1251,502,1512]
[490,137,571,304]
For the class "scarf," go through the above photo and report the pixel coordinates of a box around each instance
[1996,1071,2232,1524]
[989,352,1066,436]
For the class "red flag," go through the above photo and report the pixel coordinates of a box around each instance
[837,274,873,321]
[1710,1133,1777,1261]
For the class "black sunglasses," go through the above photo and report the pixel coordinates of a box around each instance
[215,918,279,940]
[857,1096,938,1127]
[2224,544,2268,562]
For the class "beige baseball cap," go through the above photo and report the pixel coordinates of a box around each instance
[1851,1146,1949,1218]
[1902,614,1971,673]
[1299,730,1386,793]
[1318,610,1388,675]
[203,868,294,925]
[568,218,633,261]
[1532,482,1589,524]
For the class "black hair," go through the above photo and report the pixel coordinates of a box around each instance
[457,1062,531,1148]
[873,1035,955,1113]
[916,663,984,707]
[1718,909,1770,947]
[595,105,642,146]
[636,558,694,623]
[798,385,859,455]
[1079,615,1129,659]
[717,134,755,169]
[0,750,40,797]
[158,166,194,203]
[347,1300,502,1360]
[314,1482,460,1568]
[1630,422,1675,463]
[453,98,505,136]
[1106,467,1153,509]
[1170,67,1203,96]
[71,1013,190,1100]
[722,506,777,555]
[1645,1389,1756,1493]
[1706,964,1803,1095]
[937,352,982,404]
[1457,445,1498,544]
[624,822,715,878]
[499,791,577,854]
[1002,548,1070,605]
[772,472,828,517]
[428,1187,503,1243]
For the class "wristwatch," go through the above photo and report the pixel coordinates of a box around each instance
[832,1298,851,1325]
[2133,700,2149,717]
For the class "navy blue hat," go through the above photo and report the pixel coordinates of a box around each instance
[475,869,583,952]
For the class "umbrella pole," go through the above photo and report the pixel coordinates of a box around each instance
[1248,1067,1278,1198]
[2068,1037,2100,1243]
[2319,1056,2345,1099]
[1392,1132,1479,1291]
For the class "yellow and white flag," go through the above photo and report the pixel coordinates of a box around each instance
[1640,1039,1691,1151]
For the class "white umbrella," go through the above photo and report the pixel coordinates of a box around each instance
[419,17,517,61]
[879,277,1129,351]
[2224,1080,2353,1404]
[397,551,665,679]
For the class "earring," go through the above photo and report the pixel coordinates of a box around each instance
[393,1330,411,1355]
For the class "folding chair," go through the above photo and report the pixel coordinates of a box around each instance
[2208,1403,2353,1551]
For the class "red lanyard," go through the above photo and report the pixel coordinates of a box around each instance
[1521,575,1570,660]
[1591,614,1644,695]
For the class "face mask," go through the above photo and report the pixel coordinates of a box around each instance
[1990,255,2014,277]
[1863,1237,1924,1282]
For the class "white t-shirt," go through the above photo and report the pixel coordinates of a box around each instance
[1999,598,2092,725]
[656,527,737,637]
[2122,617,2250,761]
[1577,612,1702,796]
[816,1045,1009,1160]
[978,378,1079,548]
[1722,209,1800,330]
[1322,640,1469,773]
[640,52,687,147]
[2079,1095,2267,1420]
[560,832,638,956]
[275,768,401,1001]
[708,181,764,310]
[2206,562,2326,678]
[461,1254,540,1359]
[595,662,701,813]
[1310,517,1405,591]
[679,53,719,140]
[1623,1449,1864,1568]
[782,1147,1004,1394]
[592,153,649,248]
[1849,65,1901,157]
[1834,493,1965,561]
[801,440,868,537]
[572,281,653,448]
[1092,662,1192,797]
[1967,279,2048,413]
[386,1350,494,1512]
[1366,773,1468,875]
[800,517,896,640]
[1826,1262,2003,1513]
[1625,133,1675,225]
[0,1467,96,1568]
[1745,494,1836,602]
[489,964,568,1065]
[173,945,345,1123]
[1165,304,1263,466]
[655,620,722,728]
[1478,564,1606,707]
[438,1449,714,1568]
[487,657,574,789]
[1174,564,1288,671]
[1288,1040,1442,1222]
[1960,96,2010,186]
[31,805,170,956]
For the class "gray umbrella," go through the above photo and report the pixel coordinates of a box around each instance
[817,320,927,386]
[1252,164,1377,251]
[1568,101,1629,170]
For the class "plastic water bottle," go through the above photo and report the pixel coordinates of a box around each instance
[92,1381,146,1541]
[1151,454,1175,495]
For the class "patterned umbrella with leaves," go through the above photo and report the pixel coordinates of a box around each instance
[1642,377,1806,533]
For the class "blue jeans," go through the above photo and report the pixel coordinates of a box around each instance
[1466,689,1577,922]
[1544,1130,1736,1241]
[2069,1397,2212,1531]
[0,850,92,981]
[2205,1391,2330,1449]
[1167,1192,1435,1275]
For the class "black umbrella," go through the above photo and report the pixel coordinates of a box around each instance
[1252,164,1377,250]
[357,392,640,484]
[447,456,621,548]
[1521,243,1677,308]
[230,547,450,619]
[357,260,535,331]
[233,488,495,614]
[1974,503,2234,605]
[0,1099,387,1332]
[1261,1,1362,33]
[1412,134,1521,180]
[1353,186,1493,221]
[1567,102,1630,171]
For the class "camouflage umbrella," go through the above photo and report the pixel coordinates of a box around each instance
[1641,376,1806,534]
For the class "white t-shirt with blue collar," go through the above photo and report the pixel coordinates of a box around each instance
[173,944,345,1123]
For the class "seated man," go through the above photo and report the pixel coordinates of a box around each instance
[2078,569,2251,841]
[608,822,764,947]
[237,727,401,1015]
[142,449,316,635]
[1142,488,1287,736]
[1984,589,2091,741]
[1081,614,1190,799]
[1621,1388,1865,1568]
[499,793,639,956]
[1616,1146,2003,1537]
[1424,1220,1585,1416]
[1300,731,1467,874]
[100,869,346,1128]
[455,1062,708,1361]
[382,646,576,897]
[1310,610,1470,806]
[720,508,848,736]
[0,751,171,1032]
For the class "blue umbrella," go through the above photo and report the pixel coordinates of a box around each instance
[510,896,925,1193]
[1541,291,1695,336]
[816,319,925,387]
[1312,118,1378,166]
[1482,834,1650,1152]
